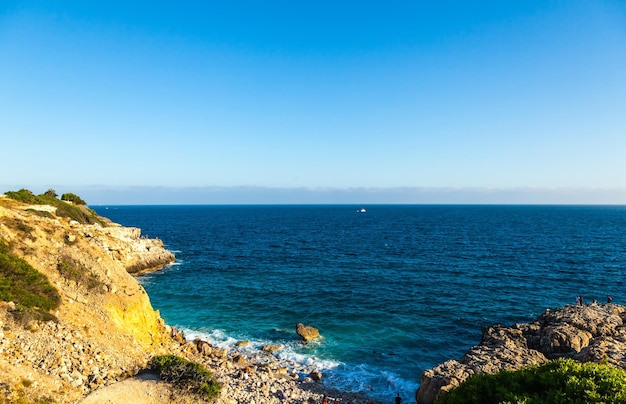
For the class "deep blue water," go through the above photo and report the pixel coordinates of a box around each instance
[93,205,626,402]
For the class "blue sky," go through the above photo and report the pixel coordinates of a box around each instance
[1,1,625,204]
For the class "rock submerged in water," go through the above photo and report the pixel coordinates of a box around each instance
[296,323,320,342]
[308,369,323,381]
[417,303,626,404]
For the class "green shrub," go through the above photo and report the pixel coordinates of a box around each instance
[4,188,105,225]
[10,304,58,325]
[5,189,37,203]
[26,209,55,219]
[43,189,58,198]
[57,259,102,290]
[36,194,102,225]
[150,355,221,399]
[0,240,60,324]
[60,193,86,205]
[437,358,626,404]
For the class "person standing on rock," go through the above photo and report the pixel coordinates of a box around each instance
[608,295,613,304]
[395,393,402,404]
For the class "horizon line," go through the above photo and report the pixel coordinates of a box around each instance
[3,185,626,206]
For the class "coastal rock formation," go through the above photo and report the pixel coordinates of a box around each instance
[0,196,175,402]
[80,221,175,274]
[296,323,320,341]
[417,304,626,404]
[0,195,378,404]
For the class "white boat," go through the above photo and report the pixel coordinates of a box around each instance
[357,208,366,213]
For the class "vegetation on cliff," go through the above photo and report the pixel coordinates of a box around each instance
[57,257,103,291]
[150,355,221,399]
[4,188,104,225]
[0,240,60,323]
[438,358,626,404]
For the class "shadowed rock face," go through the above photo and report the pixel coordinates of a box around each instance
[417,304,626,404]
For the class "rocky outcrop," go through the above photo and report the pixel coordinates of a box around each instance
[296,323,320,341]
[417,304,626,404]
[76,221,175,274]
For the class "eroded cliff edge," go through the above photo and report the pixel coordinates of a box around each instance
[0,195,175,402]
[417,303,626,404]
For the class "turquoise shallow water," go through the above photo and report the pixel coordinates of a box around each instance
[94,205,626,402]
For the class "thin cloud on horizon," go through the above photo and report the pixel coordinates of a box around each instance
[4,185,625,206]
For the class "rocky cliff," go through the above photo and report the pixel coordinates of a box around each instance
[417,303,626,404]
[0,195,376,404]
[0,195,175,403]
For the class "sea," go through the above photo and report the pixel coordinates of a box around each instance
[92,205,626,403]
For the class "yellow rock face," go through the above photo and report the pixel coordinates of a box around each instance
[0,195,175,403]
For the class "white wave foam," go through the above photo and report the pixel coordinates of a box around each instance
[178,326,419,402]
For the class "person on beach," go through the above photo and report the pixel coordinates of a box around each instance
[395,393,402,404]
[576,295,583,306]
[321,395,328,404]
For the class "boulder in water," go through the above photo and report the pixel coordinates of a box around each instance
[296,323,320,341]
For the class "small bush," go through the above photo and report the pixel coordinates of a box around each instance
[11,304,58,325]
[43,189,58,198]
[57,259,102,290]
[60,193,86,205]
[26,209,55,219]
[437,358,626,404]
[150,355,221,399]
[4,189,37,203]
[35,398,57,404]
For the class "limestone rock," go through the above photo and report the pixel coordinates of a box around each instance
[262,344,282,354]
[296,323,319,341]
[417,304,626,404]
[194,338,212,355]
[232,354,249,367]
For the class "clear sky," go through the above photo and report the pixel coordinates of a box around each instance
[1,1,625,204]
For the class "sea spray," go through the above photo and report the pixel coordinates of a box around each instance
[179,327,418,401]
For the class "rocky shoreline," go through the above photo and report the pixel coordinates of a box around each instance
[0,195,379,403]
[417,303,626,404]
[7,194,626,404]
